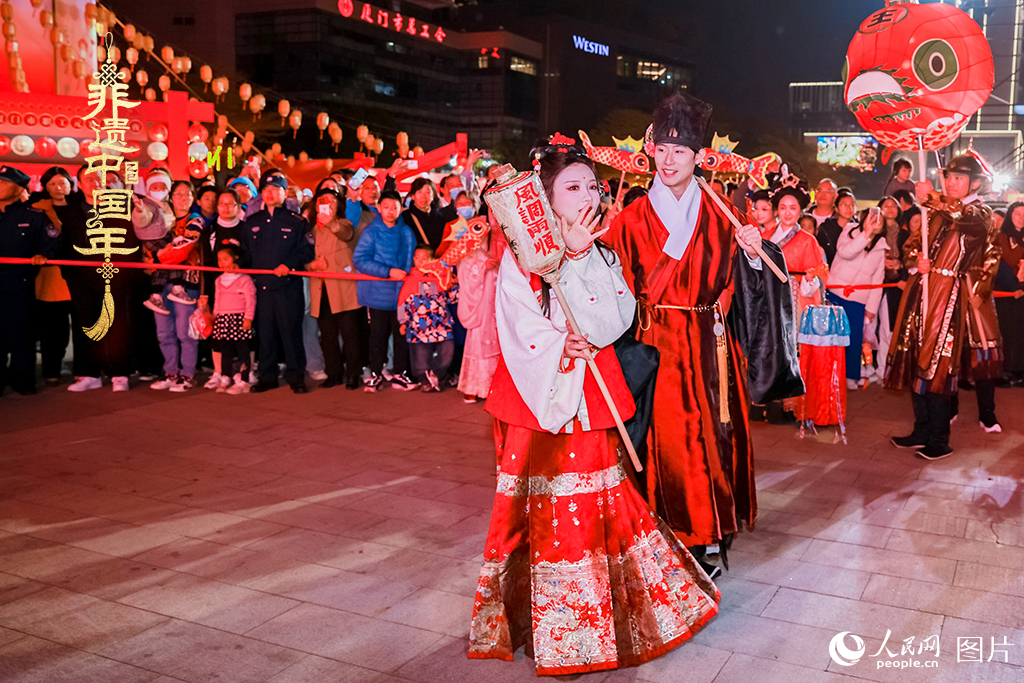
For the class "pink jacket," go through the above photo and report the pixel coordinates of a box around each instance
[214,273,256,320]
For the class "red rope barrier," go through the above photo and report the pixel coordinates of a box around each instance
[0,257,397,282]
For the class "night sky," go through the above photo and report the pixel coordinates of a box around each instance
[647,0,882,129]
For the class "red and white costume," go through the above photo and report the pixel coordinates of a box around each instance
[469,247,720,676]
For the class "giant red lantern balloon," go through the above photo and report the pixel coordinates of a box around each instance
[35,137,56,158]
[844,0,994,151]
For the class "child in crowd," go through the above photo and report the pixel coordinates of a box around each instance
[212,246,256,394]
[353,189,418,392]
[798,213,817,236]
[398,246,459,392]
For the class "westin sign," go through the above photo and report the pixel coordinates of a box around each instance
[572,35,610,56]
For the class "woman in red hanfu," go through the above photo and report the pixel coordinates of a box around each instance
[468,137,721,676]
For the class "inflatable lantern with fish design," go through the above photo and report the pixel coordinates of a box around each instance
[843,0,993,151]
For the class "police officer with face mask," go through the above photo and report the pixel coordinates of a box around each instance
[238,174,315,393]
[0,166,60,395]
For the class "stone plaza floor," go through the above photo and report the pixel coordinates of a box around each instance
[0,378,1022,683]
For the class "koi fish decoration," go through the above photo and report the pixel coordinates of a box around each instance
[578,130,651,175]
[415,216,490,290]
[699,149,781,190]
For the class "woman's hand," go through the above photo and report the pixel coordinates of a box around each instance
[865,311,876,322]
[917,256,930,274]
[562,332,594,361]
[865,209,883,237]
[558,203,608,253]
[242,318,252,331]
[389,268,408,280]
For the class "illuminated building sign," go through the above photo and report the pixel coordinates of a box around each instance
[338,0,447,44]
[572,35,609,56]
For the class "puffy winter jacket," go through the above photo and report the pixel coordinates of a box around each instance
[827,225,887,314]
[352,215,416,310]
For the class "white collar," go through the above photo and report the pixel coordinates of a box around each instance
[648,174,703,259]
[770,224,799,244]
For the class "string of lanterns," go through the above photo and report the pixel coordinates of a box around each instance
[19,2,424,171]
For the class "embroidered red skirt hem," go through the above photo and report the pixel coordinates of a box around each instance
[468,420,721,676]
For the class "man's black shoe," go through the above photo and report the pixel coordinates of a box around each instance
[891,434,928,449]
[320,377,341,389]
[345,377,362,390]
[251,382,278,393]
[916,444,953,461]
[291,383,309,394]
[697,559,722,581]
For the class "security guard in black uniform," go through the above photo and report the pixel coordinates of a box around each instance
[0,166,60,395]
[239,174,315,393]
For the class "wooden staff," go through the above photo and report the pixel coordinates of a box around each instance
[918,137,930,317]
[549,282,643,472]
[694,176,787,283]
[614,169,627,207]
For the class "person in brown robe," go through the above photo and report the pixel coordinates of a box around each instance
[886,152,998,460]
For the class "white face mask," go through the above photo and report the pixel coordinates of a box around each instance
[149,189,169,202]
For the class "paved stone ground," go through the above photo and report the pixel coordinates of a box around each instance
[1,378,1023,683]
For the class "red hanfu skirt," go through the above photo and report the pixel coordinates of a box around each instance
[799,345,847,427]
[469,420,721,676]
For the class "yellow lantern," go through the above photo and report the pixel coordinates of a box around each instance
[200,65,212,91]
[316,112,329,139]
[278,99,290,126]
[250,93,266,119]
[289,110,302,138]
[123,24,136,42]
[108,46,120,64]
[136,69,148,87]
[158,74,171,98]
[356,125,368,143]
[239,82,252,108]
[161,46,174,65]
[145,87,156,102]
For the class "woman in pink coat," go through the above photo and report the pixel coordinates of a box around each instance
[457,216,503,403]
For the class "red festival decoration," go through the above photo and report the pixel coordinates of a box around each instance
[843,0,994,151]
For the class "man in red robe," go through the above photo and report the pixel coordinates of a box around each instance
[605,92,802,568]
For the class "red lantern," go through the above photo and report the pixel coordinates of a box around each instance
[189,158,209,179]
[844,1,994,151]
[148,123,169,142]
[35,136,56,158]
[0,135,12,155]
[188,123,209,143]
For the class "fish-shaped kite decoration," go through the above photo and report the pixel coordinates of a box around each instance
[700,149,781,190]
[415,215,490,290]
[578,130,651,175]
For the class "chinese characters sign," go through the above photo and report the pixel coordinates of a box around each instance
[75,34,140,341]
[514,182,557,258]
[338,0,447,44]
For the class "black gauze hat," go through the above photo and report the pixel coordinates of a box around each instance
[647,92,713,152]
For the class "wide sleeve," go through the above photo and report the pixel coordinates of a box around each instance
[557,247,636,349]
[728,239,805,403]
[494,249,587,433]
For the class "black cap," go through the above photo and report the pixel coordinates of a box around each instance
[943,154,989,180]
[262,174,288,190]
[0,165,30,189]
[650,92,713,151]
